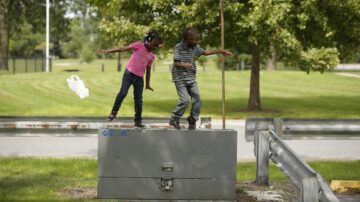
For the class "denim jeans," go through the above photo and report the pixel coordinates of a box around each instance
[111,69,144,123]
[170,80,201,122]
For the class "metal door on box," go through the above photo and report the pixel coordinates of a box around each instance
[98,128,237,200]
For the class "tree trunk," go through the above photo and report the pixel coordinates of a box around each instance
[0,3,9,71]
[247,44,261,111]
[266,44,276,71]
[53,37,62,58]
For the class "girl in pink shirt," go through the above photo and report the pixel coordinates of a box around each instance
[98,31,162,127]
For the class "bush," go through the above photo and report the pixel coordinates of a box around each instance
[80,43,96,63]
[299,47,339,73]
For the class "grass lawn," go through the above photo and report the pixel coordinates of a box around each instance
[0,58,360,119]
[0,158,359,200]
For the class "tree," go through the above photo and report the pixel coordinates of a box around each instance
[0,0,47,70]
[0,0,71,69]
[0,2,8,70]
[63,1,110,63]
[49,0,71,58]
[9,22,44,57]
[89,0,360,111]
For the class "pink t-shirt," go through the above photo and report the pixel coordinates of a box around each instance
[126,41,155,77]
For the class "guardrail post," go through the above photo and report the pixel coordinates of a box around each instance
[301,177,319,202]
[274,118,283,138]
[255,122,270,185]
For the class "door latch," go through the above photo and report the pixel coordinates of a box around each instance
[159,177,173,191]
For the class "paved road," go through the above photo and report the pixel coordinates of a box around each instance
[0,120,359,162]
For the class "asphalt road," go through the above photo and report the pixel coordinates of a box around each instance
[0,120,359,162]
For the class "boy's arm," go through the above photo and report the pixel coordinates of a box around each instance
[174,61,193,70]
[145,66,153,91]
[203,49,232,56]
[173,45,192,70]
[97,46,132,55]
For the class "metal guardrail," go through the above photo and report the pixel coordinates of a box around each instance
[250,120,340,202]
[246,118,360,141]
[0,116,211,134]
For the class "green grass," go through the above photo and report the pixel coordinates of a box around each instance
[1,58,360,118]
[0,158,359,200]
[0,158,97,201]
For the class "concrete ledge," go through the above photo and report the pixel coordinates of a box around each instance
[0,116,211,135]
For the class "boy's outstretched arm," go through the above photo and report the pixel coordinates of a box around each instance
[203,50,232,56]
[145,66,154,91]
[97,46,132,55]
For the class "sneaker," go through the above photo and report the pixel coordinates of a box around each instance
[187,116,196,130]
[107,111,117,121]
[135,122,146,128]
[169,120,181,130]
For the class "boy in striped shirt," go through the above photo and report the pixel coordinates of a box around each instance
[169,28,232,130]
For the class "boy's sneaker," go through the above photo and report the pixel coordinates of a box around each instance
[187,116,196,130]
[169,120,181,130]
[135,122,146,128]
[107,111,117,121]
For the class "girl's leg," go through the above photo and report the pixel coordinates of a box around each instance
[133,76,144,124]
[111,70,133,113]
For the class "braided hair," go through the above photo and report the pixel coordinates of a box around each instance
[144,31,163,45]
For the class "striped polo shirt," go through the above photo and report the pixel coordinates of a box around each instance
[172,42,205,82]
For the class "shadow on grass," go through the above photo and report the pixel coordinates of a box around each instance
[0,158,97,200]
[0,171,63,200]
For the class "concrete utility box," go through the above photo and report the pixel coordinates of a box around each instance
[98,128,237,200]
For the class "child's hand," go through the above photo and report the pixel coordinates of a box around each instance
[145,85,154,91]
[183,63,193,70]
[220,50,232,56]
[97,50,109,55]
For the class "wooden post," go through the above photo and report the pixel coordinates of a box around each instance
[12,57,15,74]
[102,55,105,72]
[25,57,28,73]
[33,57,36,73]
[117,53,121,72]
[220,0,226,129]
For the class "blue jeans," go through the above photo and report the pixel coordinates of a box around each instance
[170,80,201,122]
[111,69,144,123]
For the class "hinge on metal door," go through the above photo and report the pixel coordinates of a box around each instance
[162,162,173,172]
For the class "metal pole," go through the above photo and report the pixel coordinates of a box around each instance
[220,0,226,129]
[45,0,50,72]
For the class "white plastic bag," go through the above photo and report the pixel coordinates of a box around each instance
[66,75,89,99]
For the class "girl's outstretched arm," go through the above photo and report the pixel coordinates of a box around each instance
[145,66,154,91]
[97,46,132,55]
